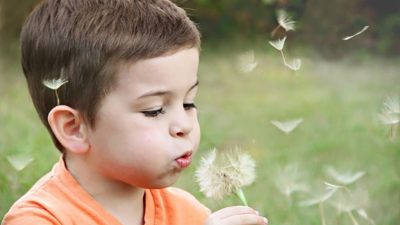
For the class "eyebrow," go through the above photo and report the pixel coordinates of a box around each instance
[137,80,199,99]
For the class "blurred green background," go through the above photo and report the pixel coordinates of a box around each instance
[1,0,399,224]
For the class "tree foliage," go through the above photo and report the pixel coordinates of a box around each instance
[1,0,399,55]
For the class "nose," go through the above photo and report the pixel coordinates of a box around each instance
[169,108,194,138]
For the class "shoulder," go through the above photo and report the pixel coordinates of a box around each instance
[2,159,72,225]
[2,175,70,225]
[2,202,61,225]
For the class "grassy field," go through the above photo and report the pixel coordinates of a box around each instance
[1,45,399,224]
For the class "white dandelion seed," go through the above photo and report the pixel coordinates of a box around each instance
[271,118,303,134]
[299,188,337,207]
[357,209,376,225]
[328,186,370,225]
[195,148,256,205]
[330,189,368,225]
[331,193,360,224]
[7,154,34,171]
[378,112,400,125]
[325,166,365,185]
[275,164,308,198]
[42,78,69,90]
[324,181,346,190]
[277,9,296,32]
[382,96,400,114]
[378,96,400,139]
[285,58,302,71]
[343,25,369,41]
[237,50,258,73]
[269,36,287,51]
[42,76,68,106]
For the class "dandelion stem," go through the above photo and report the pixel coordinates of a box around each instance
[319,202,327,225]
[235,188,248,206]
[280,50,287,65]
[389,124,398,141]
[55,90,60,105]
[10,170,20,193]
[347,211,360,225]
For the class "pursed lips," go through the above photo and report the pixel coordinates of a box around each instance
[174,151,193,169]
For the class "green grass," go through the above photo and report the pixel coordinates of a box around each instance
[1,46,399,224]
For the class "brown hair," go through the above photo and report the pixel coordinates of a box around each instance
[21,0,201,151]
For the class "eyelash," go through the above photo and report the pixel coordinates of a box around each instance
[142,103,197,117]
[183,103,196,110]
[142,108,165,117]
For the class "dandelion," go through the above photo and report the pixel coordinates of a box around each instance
[42,70,68,105]
[343,25,369,41]
[195,148,256,206]
[7,154,34,171]
[237,50,258,73]
[271,118,303,134]
[271,9,296,37]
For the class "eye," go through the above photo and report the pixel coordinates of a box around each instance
[183,103,196,110]
[141,108,165,117]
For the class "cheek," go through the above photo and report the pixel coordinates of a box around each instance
[134,125,166,143]
[192,121,201,150]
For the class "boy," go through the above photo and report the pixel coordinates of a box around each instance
[2,0,268,225]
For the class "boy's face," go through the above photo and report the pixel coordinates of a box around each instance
[85,48,200,189]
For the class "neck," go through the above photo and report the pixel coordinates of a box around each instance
[64,154,145,225]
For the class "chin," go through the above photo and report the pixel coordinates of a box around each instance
[151,175,180,189]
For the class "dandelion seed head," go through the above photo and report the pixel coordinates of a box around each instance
[269,36,287,51]
[195,148,256,200]
[277,10,296,32]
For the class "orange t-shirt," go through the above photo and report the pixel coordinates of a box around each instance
[2,156,210,225]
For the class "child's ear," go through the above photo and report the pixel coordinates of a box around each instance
[48,105,90,154]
